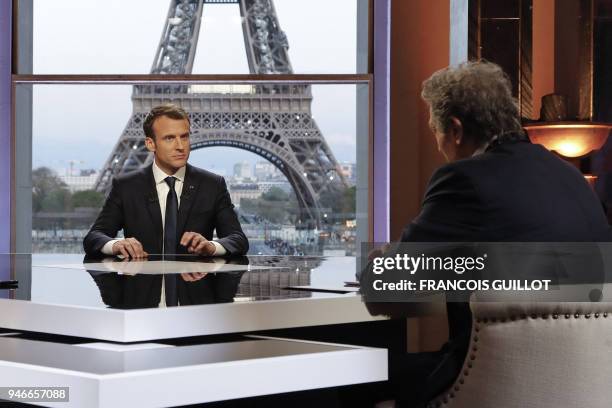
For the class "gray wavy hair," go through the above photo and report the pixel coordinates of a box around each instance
[421,61,523,146]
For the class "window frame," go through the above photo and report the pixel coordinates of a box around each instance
[6,0,391,254]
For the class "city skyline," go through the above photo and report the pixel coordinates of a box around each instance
[52,158,357,185]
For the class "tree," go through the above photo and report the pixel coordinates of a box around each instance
[72,190,105,208]
[41,189,72,212]
[32,167,70,213]
[342,186,356,214]
[241,188,297,224]
[319,185,356,222]
[262,187,289,201]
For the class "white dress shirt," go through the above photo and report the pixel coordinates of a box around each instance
[101,159,226,256]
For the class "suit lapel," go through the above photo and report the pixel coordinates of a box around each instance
[177,164,199,236]
[144,165,164,241]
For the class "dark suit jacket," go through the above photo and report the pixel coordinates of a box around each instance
[83,164,249,256]
[400,138,611,401]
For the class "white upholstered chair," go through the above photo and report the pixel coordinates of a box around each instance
[427,284,612,408]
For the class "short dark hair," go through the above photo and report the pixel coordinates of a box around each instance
[421,61,523,147]
[143,104,190,140]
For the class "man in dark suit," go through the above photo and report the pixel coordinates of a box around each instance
[387,62,610,407]
[83,104,249,259]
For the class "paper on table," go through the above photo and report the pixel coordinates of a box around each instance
[35,261,277,275]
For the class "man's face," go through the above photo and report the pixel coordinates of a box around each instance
[145,116,191,174]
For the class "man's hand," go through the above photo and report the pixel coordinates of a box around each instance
[180,272,208,282]
[180,232,216,256]
[112,238,148,259]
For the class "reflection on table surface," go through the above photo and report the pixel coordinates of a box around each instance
[1,254,358,309]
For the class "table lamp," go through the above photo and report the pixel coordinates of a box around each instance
[524,94,612,187]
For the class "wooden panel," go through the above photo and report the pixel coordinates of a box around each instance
[468,0,480,60]
[470,0,533,117]
[555,0,584,119]
[594,0,612,121]
[481,0,519,18]
[520,0,534,119]
[481,19,520,93]
[577,0,594,120]
[532,0,555,120]
[389,0,449,240]
[595,0,612,17]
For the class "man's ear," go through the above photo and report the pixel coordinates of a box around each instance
[144,137,156,153]
[448,117,464,145]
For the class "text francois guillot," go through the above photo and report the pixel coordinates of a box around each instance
[370,254,551,291]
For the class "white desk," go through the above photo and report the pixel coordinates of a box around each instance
[0,335,387,408]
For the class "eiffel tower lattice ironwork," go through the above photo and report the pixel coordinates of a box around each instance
[95,0,347,228]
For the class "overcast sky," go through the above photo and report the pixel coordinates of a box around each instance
[31,0,361,175]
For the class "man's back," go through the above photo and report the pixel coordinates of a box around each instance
[400,139,611,403]
[402,139,610,243]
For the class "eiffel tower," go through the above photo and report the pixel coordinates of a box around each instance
[95,0,347,228]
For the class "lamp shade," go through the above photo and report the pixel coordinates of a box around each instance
[524,122,612,158]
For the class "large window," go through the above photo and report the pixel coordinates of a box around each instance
[12,0,373,256]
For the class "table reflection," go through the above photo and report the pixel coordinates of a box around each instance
[84,255,248,309]
[4,254,356,308]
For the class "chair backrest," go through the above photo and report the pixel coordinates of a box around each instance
[427,285,612,408]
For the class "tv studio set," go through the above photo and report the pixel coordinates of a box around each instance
[1,0,612,407]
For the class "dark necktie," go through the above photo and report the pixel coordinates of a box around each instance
[164,176,179,306]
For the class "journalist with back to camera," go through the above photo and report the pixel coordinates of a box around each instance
[83,104,249,258]
[382,61,611,407]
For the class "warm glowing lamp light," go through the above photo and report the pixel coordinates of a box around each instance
[524,122,612,158]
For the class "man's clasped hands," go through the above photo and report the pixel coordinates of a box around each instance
[111,231,216,259]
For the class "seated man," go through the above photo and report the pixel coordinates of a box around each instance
[395,61,610,406]
[83,103,249,259]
